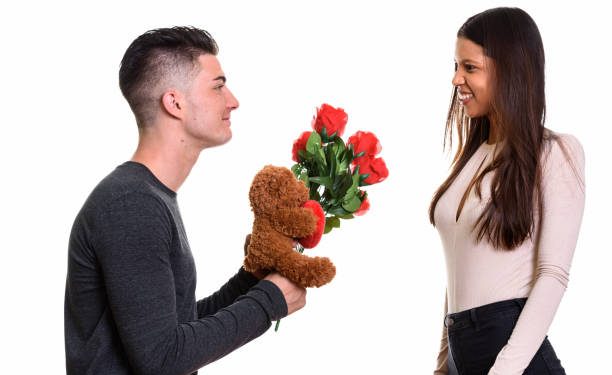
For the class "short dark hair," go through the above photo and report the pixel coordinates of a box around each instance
[119,26,218,128]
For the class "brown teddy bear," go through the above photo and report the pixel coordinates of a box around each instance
[244,165,336,288]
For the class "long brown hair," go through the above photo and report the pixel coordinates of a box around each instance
[429,7,548,250]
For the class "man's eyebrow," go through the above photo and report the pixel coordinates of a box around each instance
[213,75,226,83]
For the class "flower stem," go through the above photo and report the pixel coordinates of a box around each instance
[274,242,305,332]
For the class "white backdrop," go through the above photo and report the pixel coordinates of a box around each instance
[1,0,610,373]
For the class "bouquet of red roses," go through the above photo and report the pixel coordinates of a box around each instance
[291,103,389,234]
[273,104,388,331]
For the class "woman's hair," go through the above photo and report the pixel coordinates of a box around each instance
[429,7,549,250]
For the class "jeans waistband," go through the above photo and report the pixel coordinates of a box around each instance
[444,298,527,330]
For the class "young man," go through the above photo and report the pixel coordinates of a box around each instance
[64,26,306,375]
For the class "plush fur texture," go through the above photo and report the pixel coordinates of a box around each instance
[244,165,336,288]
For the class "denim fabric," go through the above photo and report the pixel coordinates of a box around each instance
[445,298,566,374]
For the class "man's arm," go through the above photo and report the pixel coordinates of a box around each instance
[95,193,289,375]
[197,268,260,318]
[197,234,272,317]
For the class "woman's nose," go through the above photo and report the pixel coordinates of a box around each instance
[452,70,465,87]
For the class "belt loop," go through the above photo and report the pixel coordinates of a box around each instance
[469,309,480,331]
[444,315,454,328]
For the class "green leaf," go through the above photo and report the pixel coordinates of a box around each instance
[333,136,346,150]
[298,171,310,187]
[309,186,321,201]
[330,157,337,178]
[313,147,327,171]
[337,157,350,174]
[352,169,361,187]
[342,193,362,212]
[320,127,337,143]
[306,131,322,154]
[327,206,351,216]
[298,149,312,161]
[324,216,341,234]
[309,176,333,188]
[359,173,371,186]
[291,164,301,177]
[332,173,353,198]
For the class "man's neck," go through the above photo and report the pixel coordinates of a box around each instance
[131,126,201,192]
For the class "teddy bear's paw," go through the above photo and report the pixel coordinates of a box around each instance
[284,256,336,288]
[243,251,274,274]
[307,257,336,287]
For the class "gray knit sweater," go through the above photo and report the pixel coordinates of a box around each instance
[65,161,287,375]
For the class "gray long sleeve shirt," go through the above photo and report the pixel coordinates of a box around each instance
[65,161,287,375]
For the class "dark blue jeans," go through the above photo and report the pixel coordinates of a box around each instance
[445,298,566,375]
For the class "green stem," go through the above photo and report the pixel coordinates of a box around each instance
[274,243,305,332]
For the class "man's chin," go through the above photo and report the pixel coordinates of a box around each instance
[202,132,232,150]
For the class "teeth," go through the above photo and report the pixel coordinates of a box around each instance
[457,92,473,101]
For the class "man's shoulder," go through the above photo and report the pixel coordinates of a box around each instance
[90,162,143,201]
[83,162,171,215]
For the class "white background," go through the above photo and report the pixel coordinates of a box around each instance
[1,0,610,373]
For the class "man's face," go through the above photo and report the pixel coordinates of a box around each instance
[182,54,239,149]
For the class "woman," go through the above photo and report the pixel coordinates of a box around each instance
[430,8,585,375]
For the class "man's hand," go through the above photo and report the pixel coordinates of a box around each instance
[264,273,306,315]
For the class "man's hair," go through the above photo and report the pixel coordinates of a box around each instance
[119,26,218,128]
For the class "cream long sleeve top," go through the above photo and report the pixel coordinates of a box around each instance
[433,133,585,375]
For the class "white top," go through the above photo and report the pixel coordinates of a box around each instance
[433,133,585,374]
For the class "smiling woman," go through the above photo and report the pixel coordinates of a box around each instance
[452,38,494,125]
[429,7,585,375]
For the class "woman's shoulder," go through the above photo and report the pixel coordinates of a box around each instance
[543,130,584,164]
[542,130,585,184]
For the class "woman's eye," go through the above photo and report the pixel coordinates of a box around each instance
[465,64,475,72]
[454,62,458,72]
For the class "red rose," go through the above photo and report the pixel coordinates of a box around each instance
[355,156,389,185]
[292,131,312,162]
[354,195,370,216]
[311,103,348,138]
[347,131,382,161]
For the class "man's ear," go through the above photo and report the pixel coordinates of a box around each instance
[161,90,184,120]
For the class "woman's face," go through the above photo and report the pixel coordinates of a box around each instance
[452,37,495,119]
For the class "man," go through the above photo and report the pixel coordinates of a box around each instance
[64,26,306,374]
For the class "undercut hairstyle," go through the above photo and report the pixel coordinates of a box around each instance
[119,26,218,128]
[429,7,550,250]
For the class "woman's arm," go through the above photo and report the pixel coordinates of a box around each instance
[489,134,585,374]
[434,292,449,375]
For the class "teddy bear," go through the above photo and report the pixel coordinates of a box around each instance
[243,165,336,288]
